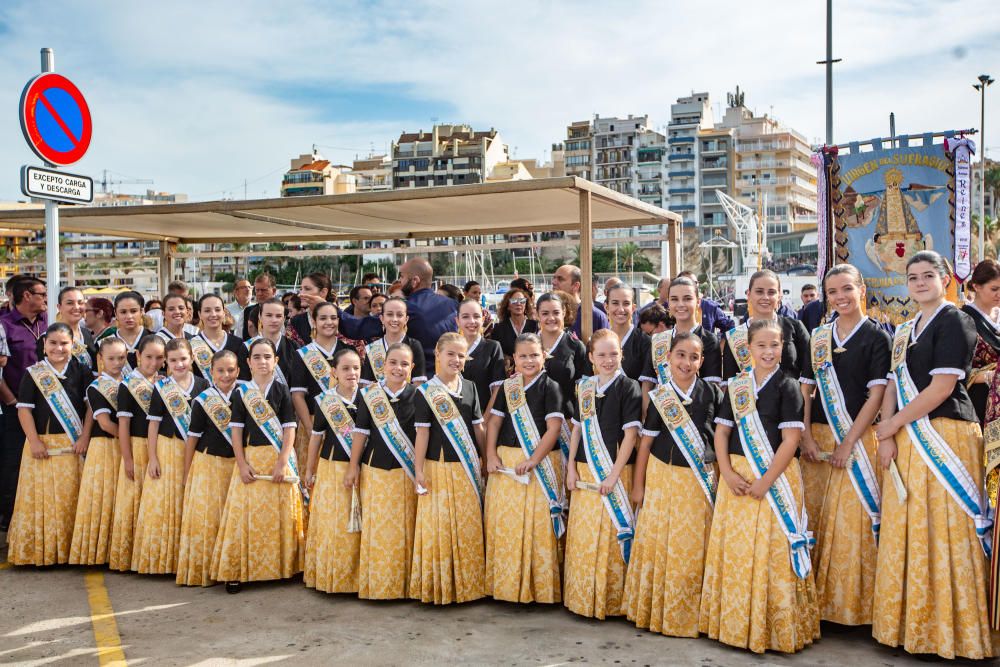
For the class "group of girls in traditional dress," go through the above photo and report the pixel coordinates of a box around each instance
[7,252,1000,659]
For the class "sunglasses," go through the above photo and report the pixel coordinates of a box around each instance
[509,298,527,305]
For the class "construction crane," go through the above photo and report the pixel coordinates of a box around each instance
[97,169,153,195]
[715,189,767,275]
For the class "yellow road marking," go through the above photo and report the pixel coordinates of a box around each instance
[84,571,127,666]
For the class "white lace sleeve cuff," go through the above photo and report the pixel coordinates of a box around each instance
[622,420,642,432]
[93,408,111,418]
[415,422,431,429]
[352,427,370,437]
[799,376,816,386]
[866,378,889,388]
[714,417,735,428]
[16,402,34,409]
[490,408,506,418]
[146,415,163,422]
[545,412,564,422]
[929,368,966,380]
[641,428,660,438]
[778,421,805,431]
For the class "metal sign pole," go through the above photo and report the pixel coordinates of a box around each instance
[40,47,58,322]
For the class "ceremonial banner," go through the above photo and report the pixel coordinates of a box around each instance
[830,137,962,324]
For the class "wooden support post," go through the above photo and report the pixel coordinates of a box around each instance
[158,241,176,296]
[579,190,593,342]
[667,220,678,278]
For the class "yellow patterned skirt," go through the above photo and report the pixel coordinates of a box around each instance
[358,463,417,599]
[699,455,820,654]
[484,446,562,603]
[7,433,82,566]
[872,417,994,659]
[108,437,148,571]
[624,457,713,637]
[304,458,360,593]
[563,462,633,619]
[176,451,234,586]
[132,436,186,574]
[812,424,881,625]
[211,446,304,583]
[69,436,120,565]
[800,423,836,526]
[409,456,485,605]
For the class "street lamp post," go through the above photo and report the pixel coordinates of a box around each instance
[974,74,993,260]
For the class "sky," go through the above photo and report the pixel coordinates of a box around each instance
[0,0,998,203]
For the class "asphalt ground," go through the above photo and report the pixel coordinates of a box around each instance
[0,538,967,667]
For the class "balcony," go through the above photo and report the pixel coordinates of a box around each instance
[673,203,696,212]
[737,140,793,152]
[668,153,694,162]
[668,136,695,144]
[669,170,696,178]
[702,159,728,170]
[669,187,695,195]
[638,172,662,181]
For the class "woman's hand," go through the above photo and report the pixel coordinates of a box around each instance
[599,471,619,496]
[123,456,135,481]
[748,477,770,500]
[799,432,821,463]
[147,457,161,480]
[343,464,360,489]
[830,441,854,468]
[238,461,256,484]
[565,466,578,492]
[874,416,901,442]
[630,482,645,508]
[73,437,89,455]
[415,469,428,493]
[515,457,536,476]
[877,437,897,469]
[28,438,48,459]
[723,469,750,496]
[486,455,502,474]
[270,459,286,484]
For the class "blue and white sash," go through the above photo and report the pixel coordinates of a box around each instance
[649,382,716,507]
[650,331,672,385]
[577,376,636,564]
[315,389,355,458]
[891,318,992,556]
[238,381,307,501]
[244,336,288,385]
[811,323,882,538]
[726,324,753,374]
[124,373,155,416]
[730,371,813,579]
[419,378,483,504]
[299,343,335,392]
[91,373,121,413]
[28,362,83,442]
[504,375,566,538]
[195,387,233,446]
[71,333,91,369]
[189,335,215,385]
[155,377,193,441]
[360,383,415,480]
[364,339,389,383]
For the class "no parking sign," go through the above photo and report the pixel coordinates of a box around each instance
[19,72,92,166]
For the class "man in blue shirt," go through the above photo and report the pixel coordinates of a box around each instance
[398,257,458,364]
[551,264,609,339]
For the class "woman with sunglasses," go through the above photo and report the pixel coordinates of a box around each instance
[490,287,538,361]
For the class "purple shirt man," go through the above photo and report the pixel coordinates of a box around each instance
[0,278,48,396]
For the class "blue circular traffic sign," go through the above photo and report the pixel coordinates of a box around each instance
[19,73,92,166]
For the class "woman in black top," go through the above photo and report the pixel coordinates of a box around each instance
[485,332,565,604]
[872,251,993,659]
[8,323,88,566]
[457,298,506,414]
[626,331,722,637]
[303,348,362,595]
[960,259,1000,426]
[189,294,246,384]
[360,296,428,386]
[411,333,486,605]
[537,292,589,422]
[605,284,651,384]
[490,286,539,359]
[563,329,642,620]
[346,342,419,600]
[177,349,240,587]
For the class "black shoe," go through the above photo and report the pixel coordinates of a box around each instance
[225,581,242,594]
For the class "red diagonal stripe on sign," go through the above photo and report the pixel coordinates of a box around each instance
[38,91,80,146]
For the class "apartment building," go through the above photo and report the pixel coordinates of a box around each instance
[391,124,509,188]
[281,153,357,197]
[560,120,592,180]
[350,154,393,192]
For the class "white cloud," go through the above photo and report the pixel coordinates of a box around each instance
[0,0,997,202]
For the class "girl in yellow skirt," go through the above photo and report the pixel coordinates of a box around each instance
[799,264,890,626]
[303,348,362,594]
[701,319,819,654]
[108,335,165,570]
[624,331,722,637]
[69,337,129,565]
[8,323,89,566]
[211,338,304,593]
[872,250,995,659]
[484,332,565,604]
[564,329,642,619]
[345,343,418,600]
[133,338,209,574]
[176,350,240,586]
[411,333,487,604]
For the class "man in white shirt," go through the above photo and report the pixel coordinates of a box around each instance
[227,278,251,336]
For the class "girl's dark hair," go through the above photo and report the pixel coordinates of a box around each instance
[45,322,73,339]
[164,337,193,357]
[463,280,480,292]
[458,297,482,313]
[382,296,408,313]
[438,283,463,303]
[144,299,162,312]
[211,350,238,367]
[669,276,699,294]
[747,318,783,343]
[303,272,333,301]
[57,286,83,304]
[197,293,225,313]
[513,332,542,351]
[247,337,277,356]
[670,330,704,352]
[115,290,144,310]
[823,263,864,288]
[969,258,1000,287]
[312,300,340,320]
[256,297,286,327]
[747,269,781,292]
[385,342,413,359]
[332,347,361,367]
[137,334,166,354]
[162,293,187,310]
[535,292,563,311]
[906,250,950,277]
[98,336,128,355]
